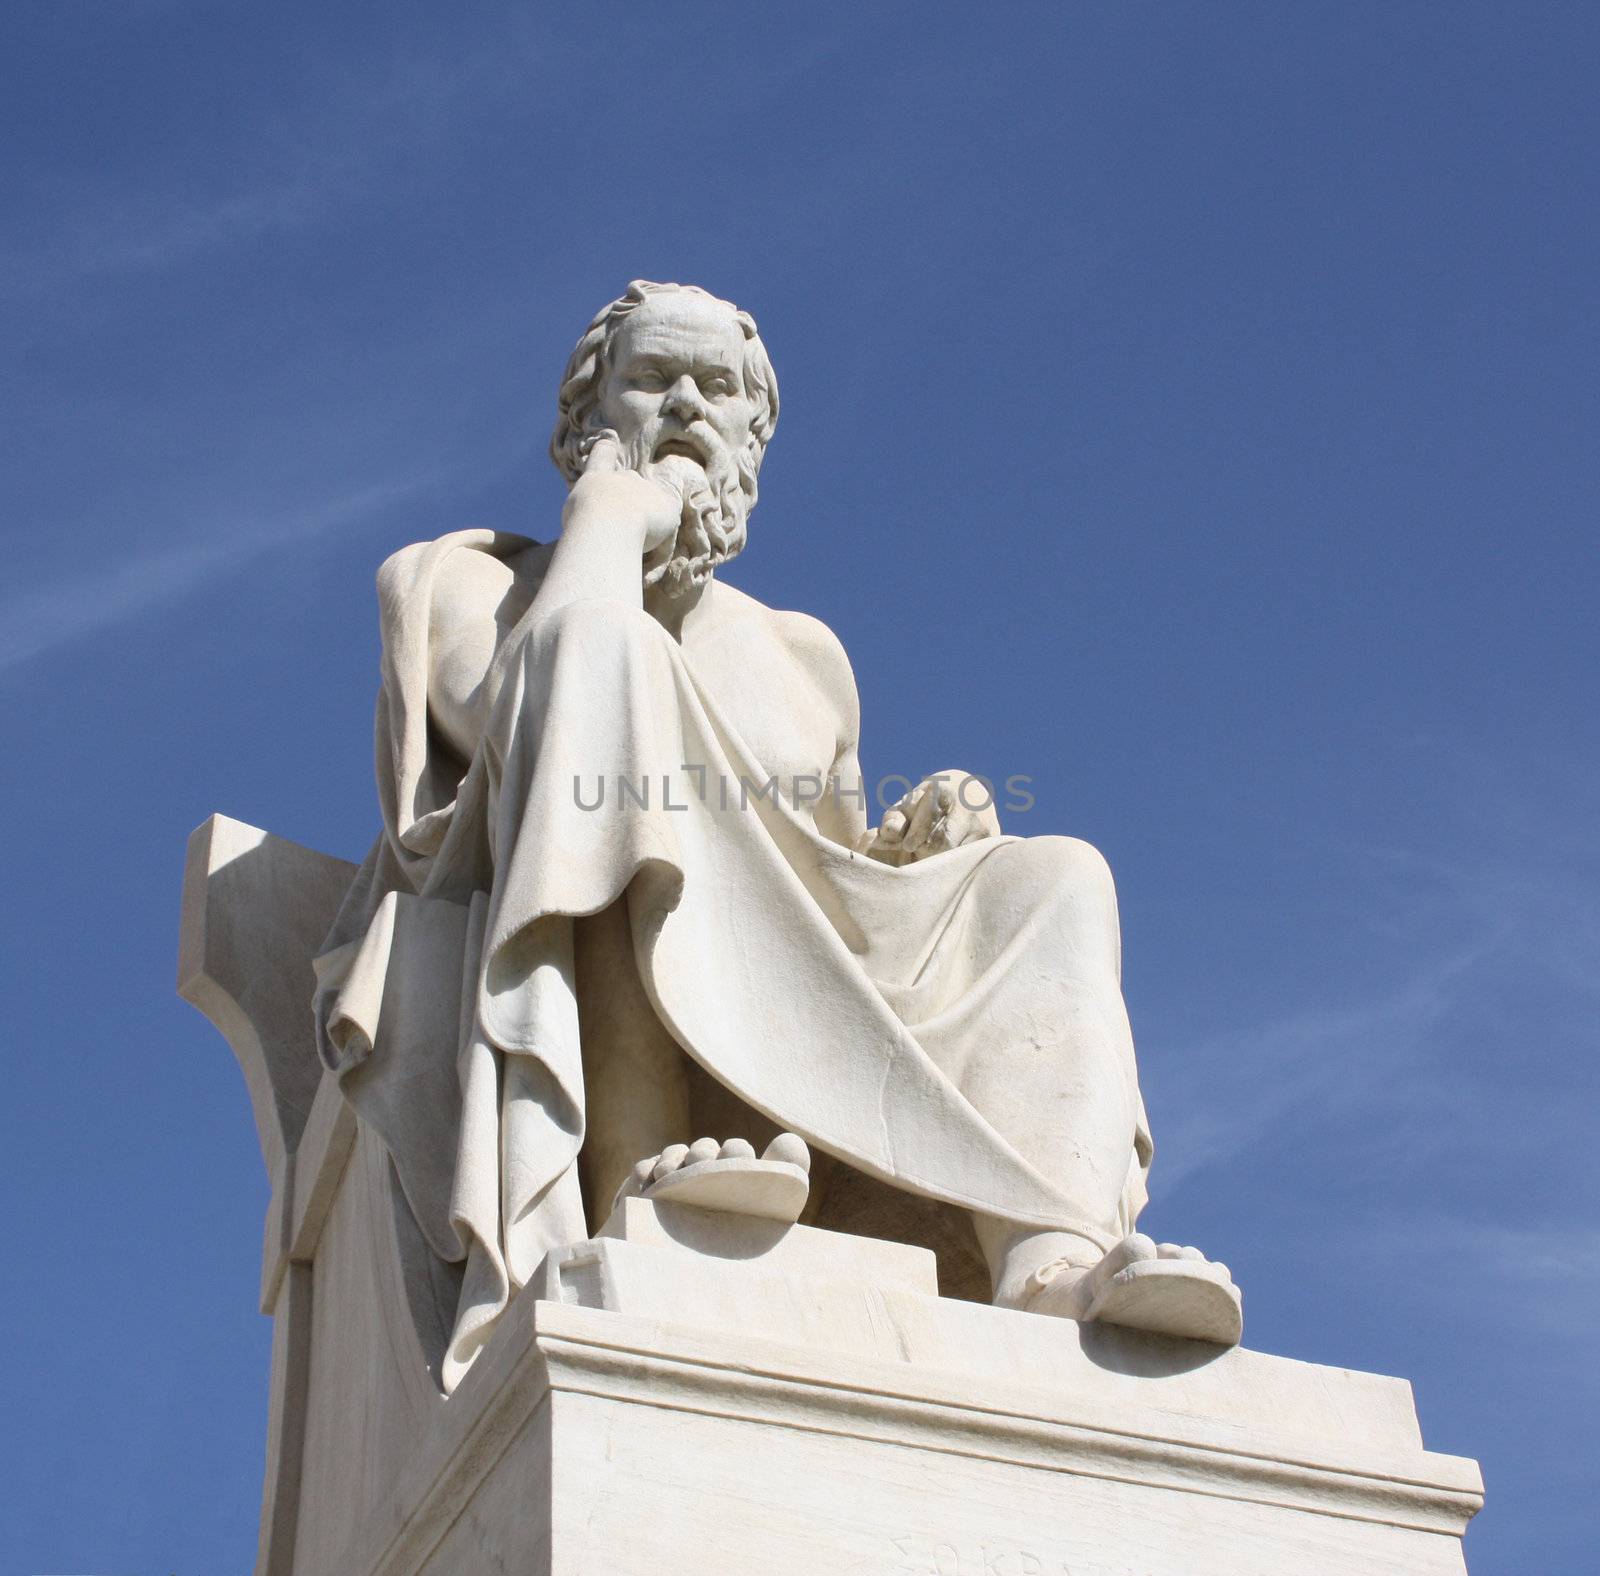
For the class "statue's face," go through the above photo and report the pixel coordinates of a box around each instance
[596,292,755,494]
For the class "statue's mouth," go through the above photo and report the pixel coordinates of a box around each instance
[653,436,707,466]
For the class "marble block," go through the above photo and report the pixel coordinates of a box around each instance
[181,815,1480,1576]
[361,1199,1480,1576]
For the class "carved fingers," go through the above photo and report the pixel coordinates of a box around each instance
[870,772,1001,863]
[581,431,625,475]
[564,429,683,552]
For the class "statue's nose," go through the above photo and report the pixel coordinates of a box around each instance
[664,377,704,419]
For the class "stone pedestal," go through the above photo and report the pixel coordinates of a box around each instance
[366,1200,1481,1575]
[180,817,1481,1575]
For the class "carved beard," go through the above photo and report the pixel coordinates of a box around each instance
[619,430,752,595]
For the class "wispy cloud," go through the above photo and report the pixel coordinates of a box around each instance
[0,470,442,673]
[1149,807,1600,1194]
[1151,941,1487,1191]
[1383,1216,1600,1347]
[4,30,535,293]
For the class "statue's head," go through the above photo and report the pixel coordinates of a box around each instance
[551,281,779,591]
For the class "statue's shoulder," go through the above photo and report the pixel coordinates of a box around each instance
[774,606,854,693]
[712,582,851,670]
[711,582,858,733]
[376,530,549,640]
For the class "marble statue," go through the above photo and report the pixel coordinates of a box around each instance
[311,280,1241,1393]
[178,280,1481,1575]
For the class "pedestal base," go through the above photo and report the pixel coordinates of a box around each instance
[179,817,1481,1574]
[351,1199,1479,1576]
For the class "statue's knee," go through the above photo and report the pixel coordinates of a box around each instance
[990,838,1122,973]
[1001,835,1116,906]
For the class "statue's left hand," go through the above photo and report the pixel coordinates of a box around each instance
[865,772,1001,864]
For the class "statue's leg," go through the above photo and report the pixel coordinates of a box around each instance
[959,836,1240,1344]
[513,601,814,1232]
[573,895,817,1229]
[573,894,692,1230]
[923,836,1138,1303]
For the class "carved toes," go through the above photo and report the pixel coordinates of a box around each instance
[762,1132,811,1171]
[623,1132,812,1224]
[632,1133,808,1190]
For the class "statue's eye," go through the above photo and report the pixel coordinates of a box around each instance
[634,369,667,391]
[701,376,736,398]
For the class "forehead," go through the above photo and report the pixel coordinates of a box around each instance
[610,293,745,370]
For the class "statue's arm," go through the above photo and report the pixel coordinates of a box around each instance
[522,435,679,623]
[426,440,682,762]
[427,549,523,763]
[774,610,870,850]
[817,740,871,850]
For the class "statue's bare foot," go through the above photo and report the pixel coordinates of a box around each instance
[617,1134,811,1224]
[1025,1234,1242,1346]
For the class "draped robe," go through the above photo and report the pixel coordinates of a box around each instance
[314,529,1152,1390]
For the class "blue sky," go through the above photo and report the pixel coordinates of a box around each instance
[2,3,1595,1570]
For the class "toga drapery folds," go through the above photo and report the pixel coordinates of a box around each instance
[313,529,1151,1391]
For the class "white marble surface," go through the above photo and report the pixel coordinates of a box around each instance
[177,283,1483,1573]
[181,820,1480,1575]
[418,1199,1479,1575]
[309,283,1234,1388]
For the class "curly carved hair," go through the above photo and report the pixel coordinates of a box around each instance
[549,280,779,490]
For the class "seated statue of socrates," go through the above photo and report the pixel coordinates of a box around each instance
[312,279,1240,1392]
